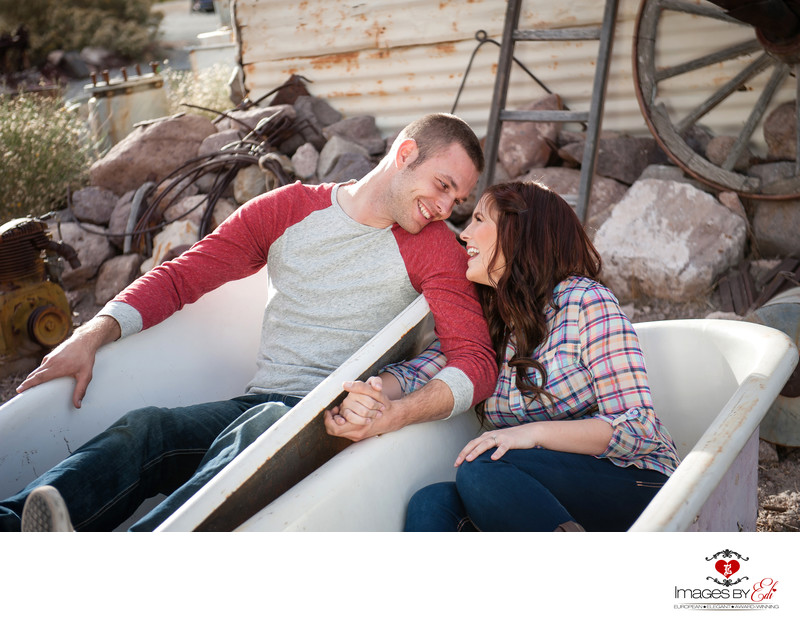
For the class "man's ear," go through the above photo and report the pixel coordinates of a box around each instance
[395,138,419,169]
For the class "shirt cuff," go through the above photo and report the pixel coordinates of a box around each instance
[433,366,474,419]
[96,301,143,339]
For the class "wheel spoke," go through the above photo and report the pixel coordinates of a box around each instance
[655,39,762,82]
[723,62,791,171]
[676,53,773,133]
[634,0,800,198]
[659,0,744,25]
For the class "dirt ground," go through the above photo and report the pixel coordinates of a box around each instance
[1,286,797,532]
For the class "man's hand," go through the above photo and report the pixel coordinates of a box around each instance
[324,375,454,443]
[16,315,121,408]
[335,377,390,423]
[324,377,391,442]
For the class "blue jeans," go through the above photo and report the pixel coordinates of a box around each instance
[404,448,669,532]
[0,393,300,532]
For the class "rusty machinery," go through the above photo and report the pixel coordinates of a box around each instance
[0,218,80,376]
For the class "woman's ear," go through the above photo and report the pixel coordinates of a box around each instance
[395,138,419,169]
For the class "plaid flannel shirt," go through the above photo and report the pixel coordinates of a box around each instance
[383,276,680,476]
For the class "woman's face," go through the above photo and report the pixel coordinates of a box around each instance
[460,196,506,286]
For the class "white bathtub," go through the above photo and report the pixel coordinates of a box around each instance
[0,268,796,532]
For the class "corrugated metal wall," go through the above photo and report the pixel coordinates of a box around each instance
[231,0,795,146]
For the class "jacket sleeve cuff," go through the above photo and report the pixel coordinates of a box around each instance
[433,366,474,419]
[96,301,143,339]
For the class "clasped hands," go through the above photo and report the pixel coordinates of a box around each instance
[323,376,393,442]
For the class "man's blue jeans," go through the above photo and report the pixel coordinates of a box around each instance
[404,448,669,532]
[0,393,300,532]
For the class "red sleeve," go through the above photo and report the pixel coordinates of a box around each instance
[394,223,498,405]
[114,181,331,330]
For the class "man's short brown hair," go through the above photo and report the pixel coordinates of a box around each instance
[399,113,484,173]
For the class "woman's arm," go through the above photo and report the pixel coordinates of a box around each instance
[455,418,613,466]
[577,285,678,472]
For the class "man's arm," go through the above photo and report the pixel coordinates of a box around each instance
[13,197,267,408]
[395,224,498,410]
[108,182,326,334]
[16,314,121,408]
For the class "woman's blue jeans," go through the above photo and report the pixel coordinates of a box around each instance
[0,393,300,532]
[404,448,669,532]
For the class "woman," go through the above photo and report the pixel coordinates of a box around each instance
[335,181,680,531]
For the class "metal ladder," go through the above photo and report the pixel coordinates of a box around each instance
[477,0,619,223]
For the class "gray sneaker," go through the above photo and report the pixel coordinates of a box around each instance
[21,486,75,532]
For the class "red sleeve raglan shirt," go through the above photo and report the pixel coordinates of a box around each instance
[98,181,497,417]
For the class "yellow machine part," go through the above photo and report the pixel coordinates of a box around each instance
[0,281,72,357]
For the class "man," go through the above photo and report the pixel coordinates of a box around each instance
[1,113,498,532]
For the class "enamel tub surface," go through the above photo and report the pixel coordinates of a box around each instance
[1,270,795,531]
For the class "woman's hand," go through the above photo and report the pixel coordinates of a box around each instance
[454,419,614,466]
[455,423,541,466]
[324,376,393,441]
[333,376,390,424]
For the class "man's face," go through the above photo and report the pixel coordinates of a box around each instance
[387,141,479,234]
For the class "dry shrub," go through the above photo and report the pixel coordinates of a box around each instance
[0,92,95,221]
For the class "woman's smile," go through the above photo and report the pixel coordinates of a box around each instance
[460,198,504,286]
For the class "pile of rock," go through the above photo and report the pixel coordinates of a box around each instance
[50,89,800,322]
[53,90,388,311]
[487,94,799,306]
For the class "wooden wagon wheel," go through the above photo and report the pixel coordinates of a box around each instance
[633,0,800,198]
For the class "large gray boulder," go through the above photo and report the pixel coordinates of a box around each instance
[326,153,374,183]
[593,179,747,302]
[90,114,218,196]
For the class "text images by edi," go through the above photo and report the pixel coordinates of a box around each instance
[673,549,780,612]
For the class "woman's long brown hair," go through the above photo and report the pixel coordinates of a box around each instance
[475,181,602,417]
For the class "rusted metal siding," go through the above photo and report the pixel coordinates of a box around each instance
[231,0,793,143]
[232,0,626,136]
